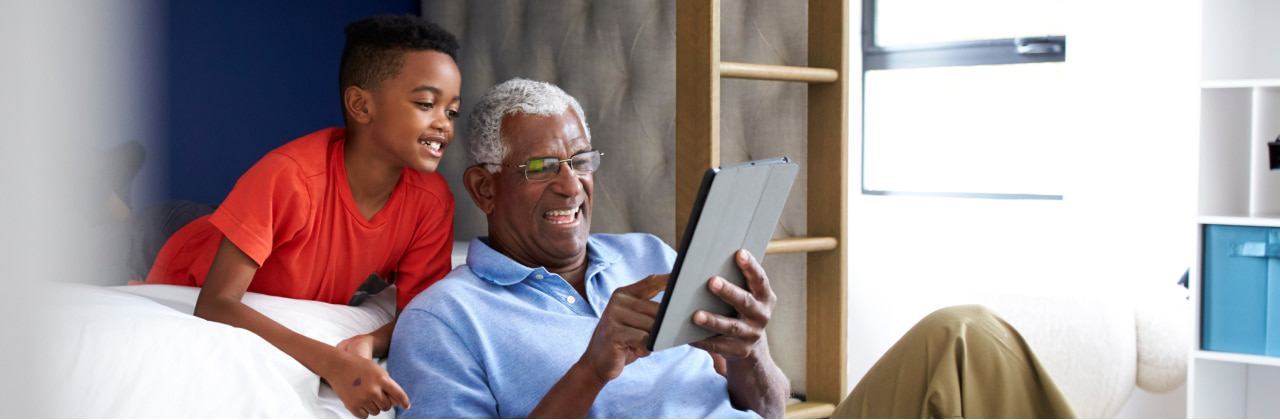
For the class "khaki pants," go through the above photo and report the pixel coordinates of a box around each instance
[830,305,1077,419]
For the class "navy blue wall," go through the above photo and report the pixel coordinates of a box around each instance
[164,0,420,205]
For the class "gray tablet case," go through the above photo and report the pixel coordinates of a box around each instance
[647,157,798,352]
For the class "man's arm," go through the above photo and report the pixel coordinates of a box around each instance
[195,238,409,418]
[690,250,790,419]
[526,274,669,419]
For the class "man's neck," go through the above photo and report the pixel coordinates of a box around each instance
[555,261,590,300]
[343,131,402,220]
[491,238,592,301]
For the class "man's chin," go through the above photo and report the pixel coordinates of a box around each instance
[540,230,590,259]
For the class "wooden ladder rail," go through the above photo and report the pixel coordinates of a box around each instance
[676,0,849,418]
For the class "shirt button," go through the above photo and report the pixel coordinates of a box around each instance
[566,295,577,304]
[535,274,544,279]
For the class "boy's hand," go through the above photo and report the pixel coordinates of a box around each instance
[337,334,376,360]
[327,352,411,418]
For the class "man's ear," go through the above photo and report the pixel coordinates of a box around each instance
[463,165,497,215]
[343,86,373,124]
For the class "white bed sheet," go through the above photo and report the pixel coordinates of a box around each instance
[44,283,397,418]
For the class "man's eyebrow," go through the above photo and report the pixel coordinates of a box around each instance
[411,85,462,102]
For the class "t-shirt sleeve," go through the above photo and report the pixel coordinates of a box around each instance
[392,191,454,309]
[208,153,312,266]
[389,308,498,419]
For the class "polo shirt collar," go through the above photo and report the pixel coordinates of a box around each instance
[466,236,622,287]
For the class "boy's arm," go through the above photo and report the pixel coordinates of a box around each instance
[336,308,399,359]
[195,238,410,418]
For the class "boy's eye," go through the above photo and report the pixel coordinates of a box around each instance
[416,102,434,110]
[446,110,459,119]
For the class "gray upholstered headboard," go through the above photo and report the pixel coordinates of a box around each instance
[424,0,812,394]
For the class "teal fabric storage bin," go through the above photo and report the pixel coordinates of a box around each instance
[1202,224,1280,356]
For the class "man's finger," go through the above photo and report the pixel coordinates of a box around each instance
[689,335,751,359]
[735,249,771,299]
[615,327,653,359]
[694,310,757,340]
[708,277,759,317]
[612,292,662,317]
[610,305,656,331]
[621,273,669,300]
[634,298,660,317]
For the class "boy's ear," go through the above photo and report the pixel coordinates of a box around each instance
[343,86,373,124]
[463,165,497,215]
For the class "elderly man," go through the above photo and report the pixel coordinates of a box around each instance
[389,78,1078,419]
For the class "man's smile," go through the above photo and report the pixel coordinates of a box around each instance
[544,205,582,225]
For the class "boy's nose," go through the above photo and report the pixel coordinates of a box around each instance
[430,111,452,131]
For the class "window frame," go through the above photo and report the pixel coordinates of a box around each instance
[860,0,1066,200]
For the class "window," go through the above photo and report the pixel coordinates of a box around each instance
[862,0,1067,199]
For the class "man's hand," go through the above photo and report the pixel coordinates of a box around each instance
[325,352,411,418]
[529,274,669,418]
[577,273,668,384]
[690,249,789,418]
[337,334,376,360]
[689,249,775,360]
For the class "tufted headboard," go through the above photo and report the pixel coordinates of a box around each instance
[423,0,813,394]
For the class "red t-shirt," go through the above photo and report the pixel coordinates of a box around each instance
[145,128,454,309]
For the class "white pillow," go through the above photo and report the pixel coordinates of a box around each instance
[116,284,396,346]
[42,283,396,418]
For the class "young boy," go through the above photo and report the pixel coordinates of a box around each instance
[143,14,459,418]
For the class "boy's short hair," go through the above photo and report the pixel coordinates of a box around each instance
[338,14,459,99]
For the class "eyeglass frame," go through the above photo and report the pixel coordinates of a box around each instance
[480,149,605,182]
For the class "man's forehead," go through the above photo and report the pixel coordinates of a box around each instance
[500,108,579,127]
[501,111,588,152]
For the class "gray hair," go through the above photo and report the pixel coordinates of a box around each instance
[466,78,591,171]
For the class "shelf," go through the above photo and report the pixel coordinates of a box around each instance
[1202,79,1280,89]
[1194,0,1280,417]
[1198,215,1280,227]
[1197,350,1280,368]
[1201,0,1280,82]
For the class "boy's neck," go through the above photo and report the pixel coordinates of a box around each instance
[343,130,402,221]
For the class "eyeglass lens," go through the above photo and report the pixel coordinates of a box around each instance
[524,151,601,181]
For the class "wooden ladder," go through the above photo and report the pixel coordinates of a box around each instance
[675,0,849,418]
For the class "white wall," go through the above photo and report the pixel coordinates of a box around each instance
[0,0,160,415]
[845,0,1199,417]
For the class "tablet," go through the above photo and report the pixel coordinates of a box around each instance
[647,157,798,352]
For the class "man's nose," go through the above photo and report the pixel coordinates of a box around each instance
[547,161,584,196]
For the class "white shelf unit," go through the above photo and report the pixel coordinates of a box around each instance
[1191,0,1280,418]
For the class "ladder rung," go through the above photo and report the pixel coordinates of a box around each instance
[785,401,837,419]
[720,62,838,83]
[766,237,839,255]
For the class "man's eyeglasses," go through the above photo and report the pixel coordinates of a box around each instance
[483,150,604,182]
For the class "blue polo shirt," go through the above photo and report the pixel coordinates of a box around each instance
[389,233,759,419]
